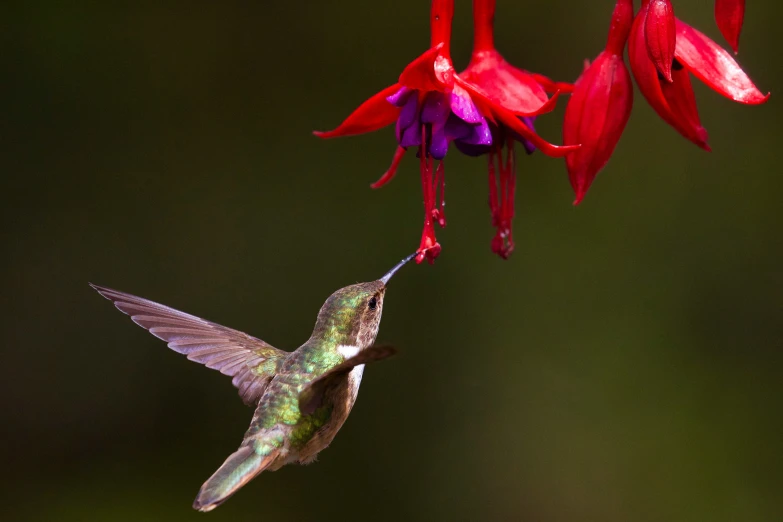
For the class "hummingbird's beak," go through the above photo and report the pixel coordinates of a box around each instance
[379,252,418,285]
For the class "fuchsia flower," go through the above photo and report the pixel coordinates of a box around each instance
[316,0,576,263]
[563,0,634,205]
[629,0,769,150]
[316,0,771,257]
[715,0,746,53]
[456,0,574,258]
[564,0,769,204]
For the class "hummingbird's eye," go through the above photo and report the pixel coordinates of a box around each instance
[368,296,377,310]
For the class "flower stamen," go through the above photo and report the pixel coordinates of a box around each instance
[417,125,442,264]
[487,137,516,259]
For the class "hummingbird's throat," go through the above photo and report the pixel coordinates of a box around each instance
[356,305,383,349]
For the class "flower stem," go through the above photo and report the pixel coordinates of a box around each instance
[472,0,496,53]
[430,0,454,57]
[606,0,635,55]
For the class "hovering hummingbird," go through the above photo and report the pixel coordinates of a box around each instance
[90,252,417,512]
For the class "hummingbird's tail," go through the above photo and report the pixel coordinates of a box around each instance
[192,445,278,512]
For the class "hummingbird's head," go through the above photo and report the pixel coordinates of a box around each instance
[310,253,417,350]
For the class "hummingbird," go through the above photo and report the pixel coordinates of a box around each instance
[90,252,417,512]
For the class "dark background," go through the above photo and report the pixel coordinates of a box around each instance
[3,1,781,521]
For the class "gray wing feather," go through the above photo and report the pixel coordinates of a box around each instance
[90,283,288,405]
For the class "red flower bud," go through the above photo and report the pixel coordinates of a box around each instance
[715,0,745,53]
[563,0,634,205]
[630,10,709,150]
[630,3,768,150]
[644,0,676,82]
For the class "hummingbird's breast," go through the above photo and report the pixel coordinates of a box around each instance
[244,343,365,466]
[295,363,365,464]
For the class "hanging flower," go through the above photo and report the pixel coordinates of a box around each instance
[314,0,771,260]
[316,0,576,263]
[563,0,635,205]
[629,0,768,150]
[456,0,575,258]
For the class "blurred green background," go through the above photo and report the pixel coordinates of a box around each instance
[3,0,781,520]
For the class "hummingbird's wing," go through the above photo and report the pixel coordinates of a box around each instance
[298,345,397,415]
[90,284,288,406]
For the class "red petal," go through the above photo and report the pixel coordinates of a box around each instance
[644,0,677,82]
[674,19,769,104]
[660,65,710,150]
[456,76,579,158]
[314,84,401,139]
[491,107,579,158]
[462,50,554,116]
[371,147,407,189]
[399,44,451,92]
[715,0,745,53]
[630,12,710,149]
[563,51,633,205]
[531,73,575,94]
